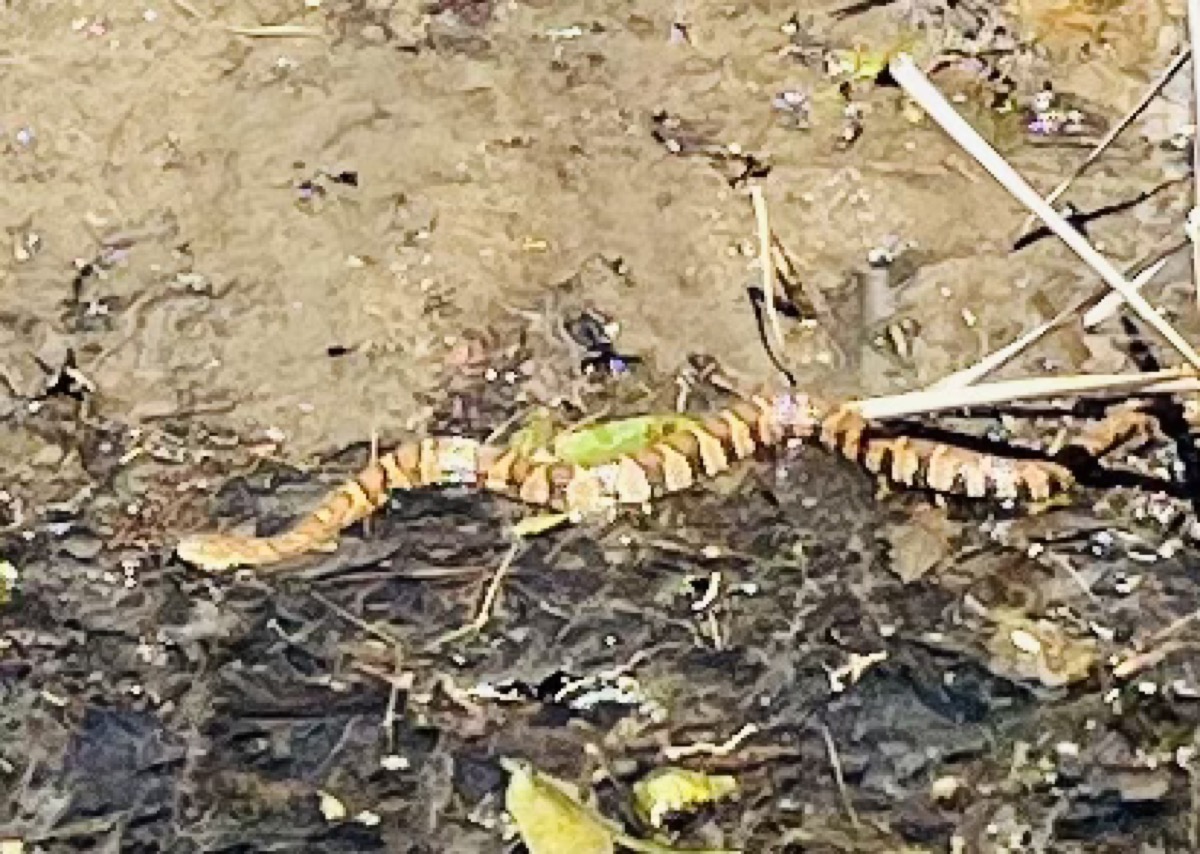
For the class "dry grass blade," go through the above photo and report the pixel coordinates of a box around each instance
[1016,49,1190,238]
[225,24,325,37]
[1083,258,1169,329]
[930,298,1088,390]
[1113,609,1200,679]
[750,185,787,370]
[171,0,202,17]
[853,368,1193,420]
[890,54,1200,371]
[934,258,1169,391]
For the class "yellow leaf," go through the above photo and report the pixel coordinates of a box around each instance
[504,759,743,854]
[508,409,559,457]
[633,768,739,829]
[503,759,615,854]
[512,513,573,539]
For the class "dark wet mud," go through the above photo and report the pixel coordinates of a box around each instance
[5,1,1200,852]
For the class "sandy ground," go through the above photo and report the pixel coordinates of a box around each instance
[2,0,1193,458]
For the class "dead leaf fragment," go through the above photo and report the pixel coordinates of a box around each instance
[503,759,614,854]
[634,767,739,829]
[984,608,1097,688]
[885,506,957,582]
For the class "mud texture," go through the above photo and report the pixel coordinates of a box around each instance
[5,1,1200,852]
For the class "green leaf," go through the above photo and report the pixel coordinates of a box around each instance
[552,416,699,468]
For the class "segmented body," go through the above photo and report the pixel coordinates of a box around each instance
[176,394,813,571]
[176,392,1149,572]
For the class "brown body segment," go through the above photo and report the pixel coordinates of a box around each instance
[175,440,439,571]
[656,443,694,493]
[720,410,757,459]
[518,464,552,506]
[1060,409,1159,458]
[687,424,730,476]
[177,394,1135,574]
[816,409,1078,501]
[485,448,519,492]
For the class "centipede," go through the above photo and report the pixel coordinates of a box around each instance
[175,393,1162,573]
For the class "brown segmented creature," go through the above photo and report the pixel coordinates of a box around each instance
[175,395,806,572]
[176,393,1142,572]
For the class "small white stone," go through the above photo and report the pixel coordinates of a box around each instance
[319,791,347,822]
[1009,628,1042,655]
[930,776,961,801]
[1055,741,1080,758]
[381,754,410,771]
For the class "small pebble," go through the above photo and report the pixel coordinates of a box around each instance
[360,24,386,43]
[381,754,409,771]
[930,776,961,801]
[1056,741,1080,758]
[318,791,347,822]
[1009,628,1042,655]
[30,444,65,468]
[60,535,103,560]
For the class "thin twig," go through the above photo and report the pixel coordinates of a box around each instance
[820,723,859,829]
[771,234,836,325]
[310,590,406,650]
[854,367,1194,420]
[750,185,788,376]
[170,0,202,18]
[361,427,379,537]
[225,24,325,38]
[663,723,760,760]
[929,254,1170,391]
[1016,49,1190,238]
[426,541,521,650]
[1113,608,1200,679]
[891,54,1200,371]
[382,646,405,754]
